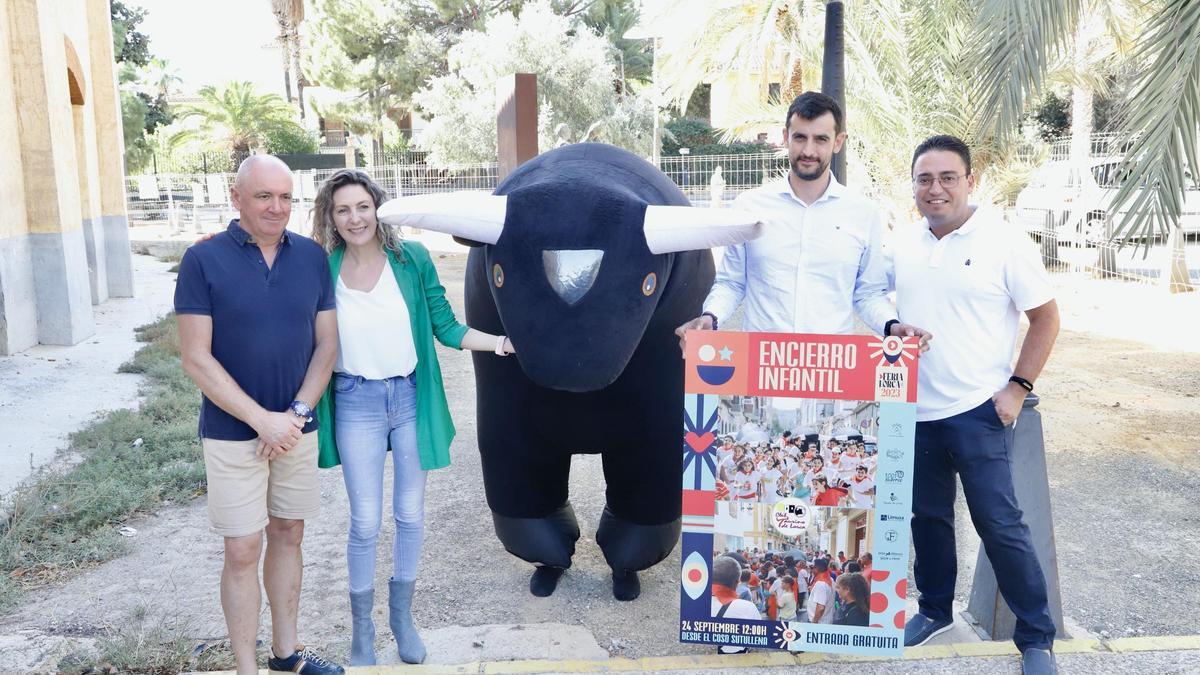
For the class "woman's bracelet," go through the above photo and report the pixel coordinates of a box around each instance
[495,335,509,356]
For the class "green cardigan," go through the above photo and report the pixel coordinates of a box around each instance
[316,242,469,470]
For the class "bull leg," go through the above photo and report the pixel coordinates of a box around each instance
[480,436,578,596]
[492,504,580,596]
[596,506,681,601]
[596,441,683,601]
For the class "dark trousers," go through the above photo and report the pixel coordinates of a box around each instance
[911,400,1056,652]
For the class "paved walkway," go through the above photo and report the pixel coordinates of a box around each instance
[0,253,177,495]
[190,637,1200,673]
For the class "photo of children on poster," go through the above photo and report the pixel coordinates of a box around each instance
[680,332,918,656]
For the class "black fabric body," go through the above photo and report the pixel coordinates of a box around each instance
[464,143,714,573]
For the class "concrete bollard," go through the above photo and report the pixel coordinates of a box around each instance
[965,393,1067,640]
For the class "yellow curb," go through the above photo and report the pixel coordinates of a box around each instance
[1050,639,1104,654]
[198,635,1200,674]
[1106,635,1200,653]
[946,642,1021,658]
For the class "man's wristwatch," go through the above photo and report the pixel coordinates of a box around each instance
[289,400,313,423]
[883,319,900,338]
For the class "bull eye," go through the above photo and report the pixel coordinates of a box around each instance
[642,272,657,296]
[493,263,504,288]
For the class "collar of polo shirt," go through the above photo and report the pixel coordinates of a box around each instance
[228,219,289,247]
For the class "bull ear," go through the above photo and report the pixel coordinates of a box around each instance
[642,206,766,254]
[376,192,507,245]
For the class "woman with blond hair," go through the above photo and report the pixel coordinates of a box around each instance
[310,169,515,666]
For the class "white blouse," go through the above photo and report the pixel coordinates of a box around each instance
[334,268,418,380]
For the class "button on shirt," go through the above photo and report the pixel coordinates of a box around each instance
[703,177,894,334]
[889,207,1054,422]
[174,220,336,440]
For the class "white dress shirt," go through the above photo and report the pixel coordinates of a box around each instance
[703,177,895,334]
[889,206,1054,422]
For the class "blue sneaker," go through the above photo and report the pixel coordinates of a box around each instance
[1021,648,1058,675]
[903,613,953,647]
[267,644,344,675]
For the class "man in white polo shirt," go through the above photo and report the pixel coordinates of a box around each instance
[892,135,1060,675]
[675,92,929,346]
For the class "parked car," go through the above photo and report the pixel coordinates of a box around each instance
[1014,158,1200,246]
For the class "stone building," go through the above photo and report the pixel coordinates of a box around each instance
[0,0,132,355]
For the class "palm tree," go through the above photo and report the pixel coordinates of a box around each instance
[172,81,301,162]
[653,0,988,219]
[271,0,306,118]
[971,0,1199,291]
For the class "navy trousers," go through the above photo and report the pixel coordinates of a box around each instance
[911,400,1056,652]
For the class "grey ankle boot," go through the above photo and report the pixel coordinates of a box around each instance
[348,588,376,666]
[388,578,426,664]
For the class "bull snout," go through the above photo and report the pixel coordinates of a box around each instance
[542,249,603,306]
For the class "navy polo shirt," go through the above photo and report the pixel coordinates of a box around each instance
[174,220,335,441]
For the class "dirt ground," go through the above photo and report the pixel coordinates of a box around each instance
[1,253,1198,668]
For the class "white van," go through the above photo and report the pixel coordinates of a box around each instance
[1014,157,1200,246]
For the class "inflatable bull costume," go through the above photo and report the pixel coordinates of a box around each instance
[379,144,762,600]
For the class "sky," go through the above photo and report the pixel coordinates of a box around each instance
[134,0,290,96]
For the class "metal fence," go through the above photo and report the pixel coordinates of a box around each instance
[659,151,788,205]
[1046,132,1141,160]
[124,154,1199,292]
[124,151,787,230]
[124,161,505,233]
[1008,206,1198,291]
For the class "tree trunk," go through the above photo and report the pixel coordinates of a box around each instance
[292,30,305,119]
[821,1,846,184]
[1093,211,1117,278]
[1164,227,1195,293]
[1068,13,1095,248]
[279,34,293,103]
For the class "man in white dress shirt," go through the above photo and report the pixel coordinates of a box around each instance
[676,91,929,347]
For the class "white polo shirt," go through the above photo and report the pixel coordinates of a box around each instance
[703,177,894,334]
[890,207,1054,422]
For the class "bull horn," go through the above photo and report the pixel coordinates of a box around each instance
[376,192,507,244]
[642,205,766,254]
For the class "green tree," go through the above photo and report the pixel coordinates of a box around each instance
[305,0,487,156]
[582,0,653,92]
[1028,93,1071,143]
[972,0,1198,290]
[171,82,302,160]
[305,0,595,156]
[412,1,655,165]
[110,0,150,67]
[111,1,173,173]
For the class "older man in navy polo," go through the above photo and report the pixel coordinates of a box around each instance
[175,155,341,675]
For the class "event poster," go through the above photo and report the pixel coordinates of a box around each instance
[679,331,918,656]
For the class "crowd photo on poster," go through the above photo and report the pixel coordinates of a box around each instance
[708,396,880,628]
[715,396,878,509]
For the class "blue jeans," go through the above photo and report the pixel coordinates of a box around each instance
[334,372,426,593]
[911,400,1056,652]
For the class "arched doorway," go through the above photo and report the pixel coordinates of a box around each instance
[65,36,105,304]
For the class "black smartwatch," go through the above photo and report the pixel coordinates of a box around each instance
[289,400,313,423]
[883,319,900,338]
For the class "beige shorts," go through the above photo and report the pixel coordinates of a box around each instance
[202,431,320,538]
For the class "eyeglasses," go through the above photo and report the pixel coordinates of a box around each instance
[913,173,969,188]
